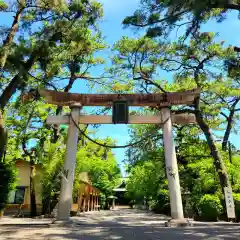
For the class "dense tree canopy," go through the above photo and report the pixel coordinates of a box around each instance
[123,0,240,38]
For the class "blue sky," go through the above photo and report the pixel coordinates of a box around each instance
[1,1,240,176]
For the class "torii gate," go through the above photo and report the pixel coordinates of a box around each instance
[39,88,200,225]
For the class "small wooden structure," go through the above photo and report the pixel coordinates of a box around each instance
[72,172,101,213]
[113,178,128,206]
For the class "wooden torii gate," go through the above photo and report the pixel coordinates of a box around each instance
[39,88,200,225]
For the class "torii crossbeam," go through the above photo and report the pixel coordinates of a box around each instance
[39,89,200,225]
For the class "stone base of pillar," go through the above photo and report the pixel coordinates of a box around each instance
[165,218,192,227]
[49,219,76,228]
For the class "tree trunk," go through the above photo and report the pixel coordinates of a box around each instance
[195,108,231,191]
[0,30,61,110]
[0,6,24,70]
[222,99,239,151]
[222,111,234,152]
[0,55,37,110]
[0,112,7,162]
[30,160,37,217]
[0,3,24,163]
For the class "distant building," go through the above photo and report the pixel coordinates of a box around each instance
[113,177,129,205]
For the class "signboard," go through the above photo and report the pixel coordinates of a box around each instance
[224,187,236,219]
[39,88,200,107]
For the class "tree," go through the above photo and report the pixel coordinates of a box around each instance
[6,99,54,216]
[0,0,65,161]
[1,0,105,216]
[0,0,104,163]
[40,139,65,215]
[75,138,121,197]
[126,149,166,201]
[109,33,240,213]
[123,0,240,38]
[126,119,240,219]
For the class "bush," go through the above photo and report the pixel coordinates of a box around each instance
[233,193,240,222]
[196,194,223,221]
[148,189,170,215]
[100,194,107,209]
[0,161,16,214]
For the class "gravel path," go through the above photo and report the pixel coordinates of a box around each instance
[1,208,240,239]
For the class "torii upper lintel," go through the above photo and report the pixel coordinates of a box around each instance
[38,88,200,107]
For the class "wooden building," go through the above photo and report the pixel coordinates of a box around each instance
[113,178,129,206]
[72,172,101,213]
[5,160,100,216]
[5,159,43,215]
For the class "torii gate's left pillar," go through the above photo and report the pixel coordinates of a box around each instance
[57,103,81,221]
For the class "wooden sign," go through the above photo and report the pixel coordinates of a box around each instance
[224,187,236,219]
[39,88,200,107]
[46,114,196,125]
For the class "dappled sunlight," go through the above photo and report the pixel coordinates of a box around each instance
[1,209,240,239]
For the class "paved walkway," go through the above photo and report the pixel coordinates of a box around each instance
[1,208,240,239]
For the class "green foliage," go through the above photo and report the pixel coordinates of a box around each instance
[75,139,121,197]
[0,0,110,215]
[40,140,65,214]
[99,193,107,210]
[148,189,170,215]
[123,0,240,38]
[125,119,240,219]
[39,134,121,213]
[0,0,7,11]
[0,161,16,212]
[233,193,240,222]
[126,153,166,203]
[196,194,223,221]
[109,27,240,219]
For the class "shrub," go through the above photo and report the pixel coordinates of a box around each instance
[148,189,170,215]
[0,161,16,214]
[196,194,223,221]
[100,193,107,209]
[233,193,240,222]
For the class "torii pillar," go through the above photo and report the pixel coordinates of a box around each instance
[162,108,185,223]
[57,103,81,221]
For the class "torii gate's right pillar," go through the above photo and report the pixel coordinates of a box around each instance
[161,108,188,226]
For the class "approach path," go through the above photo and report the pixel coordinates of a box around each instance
[1,207,240,239]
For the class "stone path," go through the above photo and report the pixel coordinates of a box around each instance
[1,208,240,239]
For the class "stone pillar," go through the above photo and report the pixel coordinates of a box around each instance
[112,198,115,210]
[161,108,184,220]
[57,104,81,221]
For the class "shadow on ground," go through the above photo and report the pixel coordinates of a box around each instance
[1,208,240,239]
